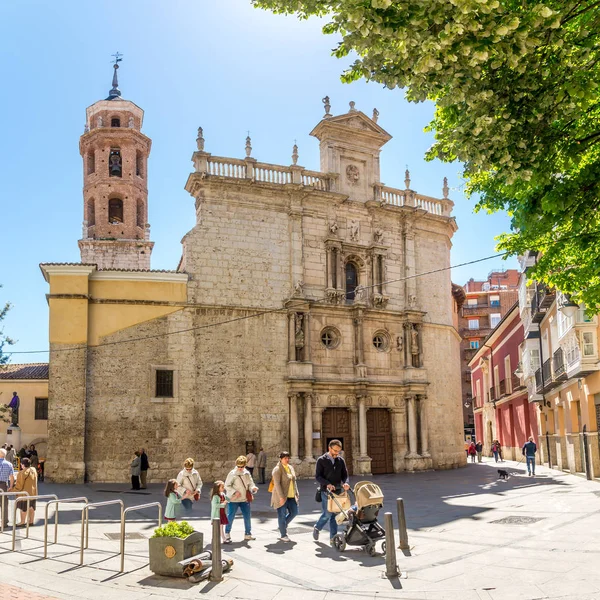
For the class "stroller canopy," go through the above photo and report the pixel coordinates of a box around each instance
[353,481,384,509]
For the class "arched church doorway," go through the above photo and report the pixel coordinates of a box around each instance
[322,408,354,475]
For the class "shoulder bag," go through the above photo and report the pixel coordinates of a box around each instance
[238,474,253,503]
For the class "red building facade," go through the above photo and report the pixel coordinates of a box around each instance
[469,303,538,458]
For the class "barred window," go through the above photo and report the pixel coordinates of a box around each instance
[155,370,174,398]
[35,398,48,420]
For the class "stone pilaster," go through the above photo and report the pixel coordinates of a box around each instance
[289,393,299,461]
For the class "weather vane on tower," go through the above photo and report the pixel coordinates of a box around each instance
[108,52,123,99]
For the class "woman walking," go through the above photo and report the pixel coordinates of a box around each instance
[224,456,258,543]
[492,440,501,463]
[176,458,203,511]
[14,457,38,527]
[468,442,477,463]
[271,451,299,542]
[130,451,141,490]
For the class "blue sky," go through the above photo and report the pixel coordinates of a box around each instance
[0,0,517,360]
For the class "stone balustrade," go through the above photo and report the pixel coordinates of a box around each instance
[197,155,451,217]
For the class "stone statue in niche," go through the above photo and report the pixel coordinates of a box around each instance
[396,335,403,351]
[354,284,365,303]
[294,313,305,358]
[349,219,360,242]
[128,117,134,128]
[346,164,360,186]
[328,220,339,235]
[408,294,417,308]
[97,116,103,128]
[294,280,304,296]
[374,228,384,243]
[411,324,420,367]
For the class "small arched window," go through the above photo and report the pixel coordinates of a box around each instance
[136,150,143,177]
[108,198,123,224]
[345,262,358,302]
[87,151,95,175]
[111,117,121,127]
[109,148,122,177]
[87,198,95,226]
[136,199,144,228]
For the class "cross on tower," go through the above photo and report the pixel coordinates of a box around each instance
[111,51,123,65]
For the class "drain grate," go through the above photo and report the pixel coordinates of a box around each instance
[491,516,545,525]
[105,532,147,540]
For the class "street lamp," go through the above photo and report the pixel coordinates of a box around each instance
[559,295,578,319]
[513,363,524,379]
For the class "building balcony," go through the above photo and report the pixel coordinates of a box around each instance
[531,286,555,323]
[511,374,526,393]
[464,347,479,361]
[462,304,489,317]
[535,368,543,394]
[462,326,492,338]
[564,344,600,379]
[489,386,496,402]
[464,371,472,383]
[553,347,567,381]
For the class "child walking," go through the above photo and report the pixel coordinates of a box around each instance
[164,478,190,522]
[210,480,229,543]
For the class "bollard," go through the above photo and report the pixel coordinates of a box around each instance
[210,517,223,582]
[396,498,409,551]
[384,512,399,578]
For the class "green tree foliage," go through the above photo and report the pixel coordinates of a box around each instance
[253,0,600,308]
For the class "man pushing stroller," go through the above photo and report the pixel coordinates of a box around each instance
[313,439,350,544]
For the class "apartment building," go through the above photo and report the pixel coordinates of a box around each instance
[518,251,600,477]
[460,269,519,438]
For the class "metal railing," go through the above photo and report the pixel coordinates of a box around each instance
[119,502,162,572]
[542,358,552,387]
[80,499,125,566]
[0,491,29,534]
[44,497,89,559]
[535,368,543,393]
[11,494,58,550]
[553,347,566,379]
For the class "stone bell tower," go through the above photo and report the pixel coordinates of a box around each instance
[78,55,154,269]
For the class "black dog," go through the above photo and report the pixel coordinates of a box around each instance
[497,469,509,480]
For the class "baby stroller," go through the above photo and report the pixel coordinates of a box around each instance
[328,481,386,556]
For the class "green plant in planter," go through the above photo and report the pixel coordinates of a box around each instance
[152,520,195,539]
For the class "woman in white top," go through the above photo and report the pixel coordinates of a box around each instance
[224,456,258,542]
[176,457,203,511]
[245,450,256,475]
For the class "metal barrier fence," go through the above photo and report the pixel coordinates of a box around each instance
[12,494,58,550]
[0,491,29,534]
[119,502,162,572]
[44,497,89,559]
[79,499,125,566]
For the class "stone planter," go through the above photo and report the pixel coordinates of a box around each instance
[149,531,204,577]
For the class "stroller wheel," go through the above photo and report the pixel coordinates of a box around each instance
[381,541,387,555]
[366,543,377,557]
[332,534,346,552]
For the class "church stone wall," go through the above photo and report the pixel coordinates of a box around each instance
[84,307,289,483]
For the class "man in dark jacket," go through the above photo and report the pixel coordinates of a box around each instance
[522,436,537,476]
[313,439,350,544]
[475,440,483,463]
[140,448,149,489]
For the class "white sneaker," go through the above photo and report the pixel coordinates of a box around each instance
[222,536,231,544]
[244,534,256,541]
[278,536,291,542]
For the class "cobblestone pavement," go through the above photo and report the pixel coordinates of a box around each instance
[0,458,599,599]
[0,584,59,600]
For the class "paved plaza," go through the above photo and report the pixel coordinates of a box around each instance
[0,458,599,600]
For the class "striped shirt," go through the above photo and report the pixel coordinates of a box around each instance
[0,459,15,485]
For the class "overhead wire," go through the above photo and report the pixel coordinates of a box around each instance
[6,250,509,357]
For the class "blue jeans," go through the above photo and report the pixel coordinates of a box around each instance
[181,498,193,511]
[277,498,298,537]
[315,493,338,539]
[493,451,499,463]
[526,456,536,475]
[225,501,252,535]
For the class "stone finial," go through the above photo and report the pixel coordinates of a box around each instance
[107,52,123,100]
[372,108,379,123]
[292,142,299,166]
[405,168,411,189]
[443,176,449,199]
[322,96,331,117]
[245,134,252,158]
[349,101,357,113]
[196,127,205,151]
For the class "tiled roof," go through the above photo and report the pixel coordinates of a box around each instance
[97,268,179,273]
[0,363,49,380]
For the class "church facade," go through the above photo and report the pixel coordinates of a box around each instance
[41,71,465,483]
